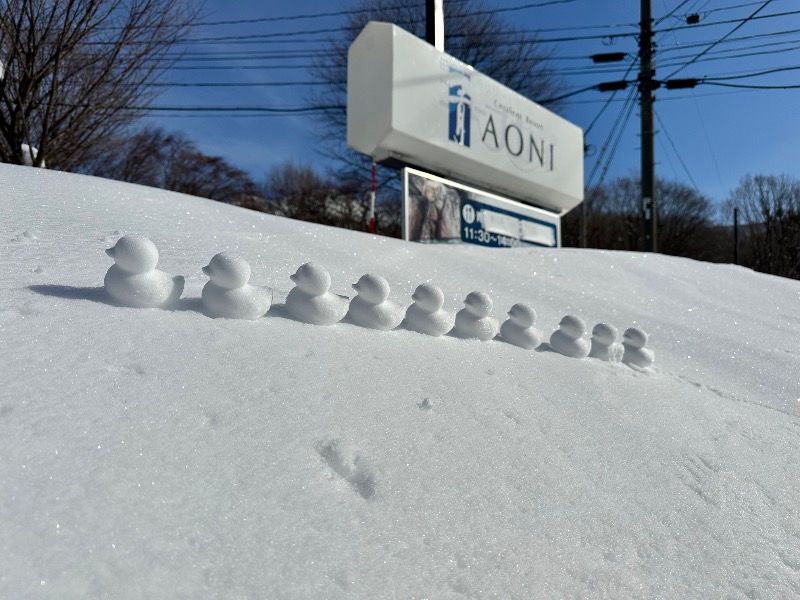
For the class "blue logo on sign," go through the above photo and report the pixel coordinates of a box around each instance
[448,68,471,147]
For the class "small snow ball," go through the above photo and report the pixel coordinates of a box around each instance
[104,235,184,308]
[453,291,498,341]
[589,323,623,362]
[286,262,348,326]
[201,252,272,320]
[549,314,590,358]
[622,326,654,368]
[403,283,453,337]
[500,303,542,350]
[346,274,403,331]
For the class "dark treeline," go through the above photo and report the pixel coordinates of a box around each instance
[561,174,800,281]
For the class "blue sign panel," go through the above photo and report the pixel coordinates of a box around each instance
[403,167,560,247]
[448,67,471,147]
[460,198,557,248]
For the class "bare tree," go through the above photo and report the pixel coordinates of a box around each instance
[82,125,189,186]
[726,174,800,279]
[0,0,197,170]
[83,125,259,205]
[164,147,258,205]
[263,161,334,224]
[263,160,370,231]
[311,0,566,186]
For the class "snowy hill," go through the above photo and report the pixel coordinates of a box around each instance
[2,164,799,599]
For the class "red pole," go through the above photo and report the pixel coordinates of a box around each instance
[368,162,377,234]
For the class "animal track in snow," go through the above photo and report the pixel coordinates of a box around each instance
[316,437,376,500]
[673,373,798,419]
[677,453,722,508]
[11,230,37,243]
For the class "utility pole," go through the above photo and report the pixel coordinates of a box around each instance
[595,7,703,253]
[639,0,657,253]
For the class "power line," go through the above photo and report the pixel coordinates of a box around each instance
[189,0,579,27]
[655,0,693,26]
[143,61,800,94]
[149,7,797,48]
[62,104,346,114]
[657,39,800,65]
[695,0,790,18]
[656,7,800,35]
[586,86,637,187]
[654,111,699,191]
[702,63,800,81]
[584,60,638,135]
[658,25,800,54]
[703,81,800,90]
[663,0,776,79]
[596,94,638,187]
[148,81,327,88]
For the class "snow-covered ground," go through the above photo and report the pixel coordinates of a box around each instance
[2,164,799,599]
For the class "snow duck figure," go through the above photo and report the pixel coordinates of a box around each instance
[589,322,623,362]
[286,262,349,326]
[622,327,654,368]
[201,252,272,319]
[346,273,403,331]
[500,303,542,350]
[403,283,454,337]
[104,234,184,308]
[549,314,590,358]
[453,291,498,341]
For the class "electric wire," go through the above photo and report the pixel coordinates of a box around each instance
[654,111,699,191]
[656,0,725,192]
[663,0,776,79]
[188,0,579,28]
[655,0,693,26]
[596,95,638,187]
[701,63,800,81]
[584,60,638,136]
[144,7,797,48]
[703,81,800,89]
[586,86,637,187]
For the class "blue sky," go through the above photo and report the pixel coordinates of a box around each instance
[144,0,800,214]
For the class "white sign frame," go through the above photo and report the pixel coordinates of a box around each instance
[348,21,584,215]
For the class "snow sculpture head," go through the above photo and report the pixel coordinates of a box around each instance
[412,283,444,312]
[558,315,586,339]
[507,303,536,328]
[352,274,390,304]
[202,253,251,289]
[290,262,331,295]
[463,291,493,317]
[592,323,617,345]
[106,235,159,273]
[623,327,648,349]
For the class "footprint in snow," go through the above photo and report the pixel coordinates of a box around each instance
[316,437,376,500]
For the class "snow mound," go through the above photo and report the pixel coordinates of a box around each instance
[2,164,799,599]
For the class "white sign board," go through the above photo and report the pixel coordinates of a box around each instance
[348,21,584,215]
[403,167,560,248]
